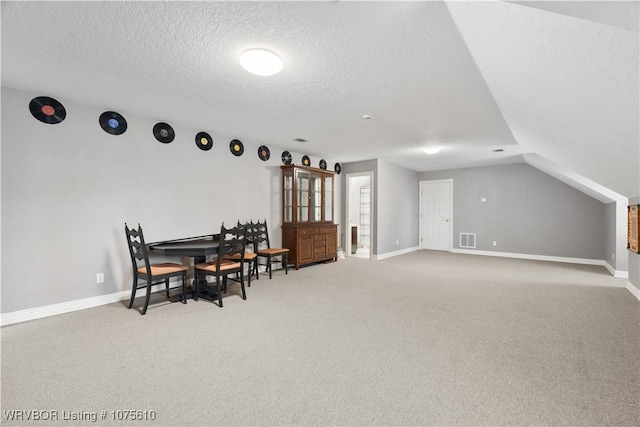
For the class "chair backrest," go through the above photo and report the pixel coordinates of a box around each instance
[252,219,271,250]
[125,223,151,275]
[238,220,256,253]
[217,223,246,265]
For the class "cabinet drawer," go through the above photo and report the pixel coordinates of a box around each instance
[320,226,336,234]
[298,228,312,236]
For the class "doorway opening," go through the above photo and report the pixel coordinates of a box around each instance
[346,172,373,259]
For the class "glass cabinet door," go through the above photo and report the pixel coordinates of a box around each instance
[283,171,293,223]
[310,174,322,222]
[323,175,333,222]
[296,169,309,222]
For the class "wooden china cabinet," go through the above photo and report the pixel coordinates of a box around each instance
[281,165,338,269]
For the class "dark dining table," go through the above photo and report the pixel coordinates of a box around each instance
[148,234,220,301]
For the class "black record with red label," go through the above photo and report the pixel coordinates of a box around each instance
[99,111,127,135]
[153,122,175,143]
[29,96,66,124]
[195,132,213,151]
[258,145,270,161]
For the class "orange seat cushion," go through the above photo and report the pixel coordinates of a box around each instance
[224,252,257,260]
[195,260,241,272]
[138,262,188,275]
[257,248,289,255]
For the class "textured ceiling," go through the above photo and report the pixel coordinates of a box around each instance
[2,1,638,197]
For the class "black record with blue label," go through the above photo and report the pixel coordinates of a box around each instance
[99,111,127,135]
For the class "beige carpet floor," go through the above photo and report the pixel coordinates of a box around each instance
[2,250,639,426]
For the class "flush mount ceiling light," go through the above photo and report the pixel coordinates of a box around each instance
[423,147,441,155]
[239,48,283,76]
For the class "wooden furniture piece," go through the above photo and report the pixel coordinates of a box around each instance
[629,204,639,253]
[194,223,247,307]
[125,223,188,315]
[223,221,258,286]
[254,219,289,279]
[281,164,338,269]
[351,226,358,254]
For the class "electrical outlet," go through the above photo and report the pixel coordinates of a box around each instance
[96,273,104,284]
[492,241,497,247]
[396,240,399,246]
[612,252,615,260]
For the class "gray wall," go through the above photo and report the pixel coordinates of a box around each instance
[419,164,607,260]
[1,87,341,313]
[341,159,419,256]
[630,196,640,291]
[604,202,618,268]
[376,160,419,254]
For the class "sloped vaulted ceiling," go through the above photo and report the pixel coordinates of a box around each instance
[1,1,638,197]
[447,1,639,197]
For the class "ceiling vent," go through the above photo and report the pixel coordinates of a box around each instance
[294,138,308,143]
[493,149,505,152]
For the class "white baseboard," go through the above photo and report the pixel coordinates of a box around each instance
[451,248,630,277]
[1,290,132,326]
[451,248,604,265]
[627,282,640,301]
[374,246,421,260]
[604,261,629,279]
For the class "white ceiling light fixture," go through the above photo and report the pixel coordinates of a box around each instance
[239,48,283,76]
[423,147,441,155]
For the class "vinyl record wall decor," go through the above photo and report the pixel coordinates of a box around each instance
[26,93,345,170]
[334,163,342,174]
[281,151,292,165]
[195,132,213,151]
[230,139,244,156]
[99,111,127,135]
[29,96,66,124]
[153,122,175,143]
[258,145,270,161]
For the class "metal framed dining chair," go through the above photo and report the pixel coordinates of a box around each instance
[125,223,188,315]
[253,219,289,279]
[194,223,247,307]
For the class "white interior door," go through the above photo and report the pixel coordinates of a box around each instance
[420,180,452,250]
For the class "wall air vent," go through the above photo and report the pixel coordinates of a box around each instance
[459,233,476,249]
